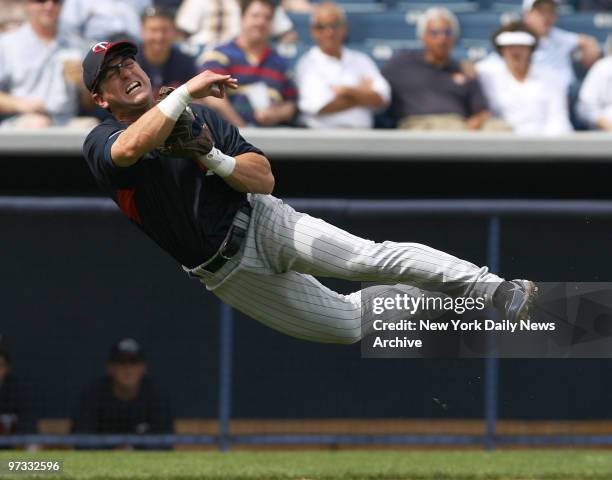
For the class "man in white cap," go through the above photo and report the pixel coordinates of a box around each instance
[523,0,599,90]
[476,21,572,135]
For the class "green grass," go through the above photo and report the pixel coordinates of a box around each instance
[1,450,612,480]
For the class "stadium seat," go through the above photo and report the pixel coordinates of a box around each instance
[489,1,524,13]
[557,12,612,42]
[288,13,312,43]
[393,1,481,13]
[276,42,311,68]
[333,0,388,13]
[346,12,417,42]
[456,12,509,40]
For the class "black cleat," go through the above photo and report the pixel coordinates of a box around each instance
[498,280,538,322]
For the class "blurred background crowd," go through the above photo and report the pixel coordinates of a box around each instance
[2,0,612,134]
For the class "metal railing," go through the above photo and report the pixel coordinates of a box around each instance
[2,196,612,450]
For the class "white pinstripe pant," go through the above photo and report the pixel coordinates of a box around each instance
[187,195,503,344]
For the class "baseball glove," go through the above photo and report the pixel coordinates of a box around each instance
[156,86,214,160]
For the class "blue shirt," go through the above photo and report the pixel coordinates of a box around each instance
[199,40,297,126]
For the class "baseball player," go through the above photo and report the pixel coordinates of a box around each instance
[81,40,536,344]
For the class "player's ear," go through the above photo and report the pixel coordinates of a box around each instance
[92,92,109,110]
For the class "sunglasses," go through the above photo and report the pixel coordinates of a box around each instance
[312,22,344,32]
[29,0,62,4]
[426,28,454,38]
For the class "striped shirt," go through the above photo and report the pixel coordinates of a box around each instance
[199,40,297,126]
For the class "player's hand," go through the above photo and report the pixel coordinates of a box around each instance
[156,86,215,158]
[185,71,238,100]
[16,97,46,114]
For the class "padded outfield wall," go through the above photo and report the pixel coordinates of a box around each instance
[2,130,612,425]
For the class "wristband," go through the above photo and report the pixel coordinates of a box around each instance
[156,84,193,121]
[198,147,236,178]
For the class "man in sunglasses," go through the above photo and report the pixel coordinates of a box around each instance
[382,7,496,131]
[295,2,390,129]
[82,40,536,345]
[0,0,85,127]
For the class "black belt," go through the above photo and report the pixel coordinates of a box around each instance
[201,205,251,274]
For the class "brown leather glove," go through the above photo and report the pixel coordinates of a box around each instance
[156,86,214,160]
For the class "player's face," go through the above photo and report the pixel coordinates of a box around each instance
[108,361,146,390]
[93,54,154,112]
[422,17,455,62]
[501,44,532,70]
[26,0,62,31]
[141,16,176,59]
[311,9,347,56]
[241,1,274,45]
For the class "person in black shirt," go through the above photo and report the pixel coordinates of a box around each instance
[80,40,536,345]
[0,342,36,443]
[72,338,173,449]
[136,7,197,96]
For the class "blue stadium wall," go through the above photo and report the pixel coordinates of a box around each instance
[2,152,612,422]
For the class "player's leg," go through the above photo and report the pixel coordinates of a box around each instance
[249,195,502,302]
[210,268,419,344]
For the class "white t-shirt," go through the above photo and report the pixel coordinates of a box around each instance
[476,58,573,135]
[176,0,293,48]
[576,55,612,128]
[532,27,579,89]
[295,46,390,129]
[0,23,79,125]
[59,0,145,47]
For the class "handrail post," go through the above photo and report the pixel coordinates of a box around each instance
[484,216,501,450]
[218,302,234,451]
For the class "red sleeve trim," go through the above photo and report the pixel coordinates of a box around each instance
[116,189,142,225]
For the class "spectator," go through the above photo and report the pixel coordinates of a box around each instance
[382,7,496,130]
[0,0,26,33]
[282,0,312,13]
[176,0,295,48]
[59,0,149,47]
[576,54,612,130]
[0,0,88,128]
[523,0,600,89]
[198,0,297,127]
[477,22,572,135]
[72,338,173,449]
[136,6,197,95]
[0,339,36,439]
[295,2,390,129]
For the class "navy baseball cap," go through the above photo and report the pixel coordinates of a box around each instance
[82,40,138,93]
[109,338,145,364]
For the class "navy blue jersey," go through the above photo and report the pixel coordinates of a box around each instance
[83,104,263,268]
